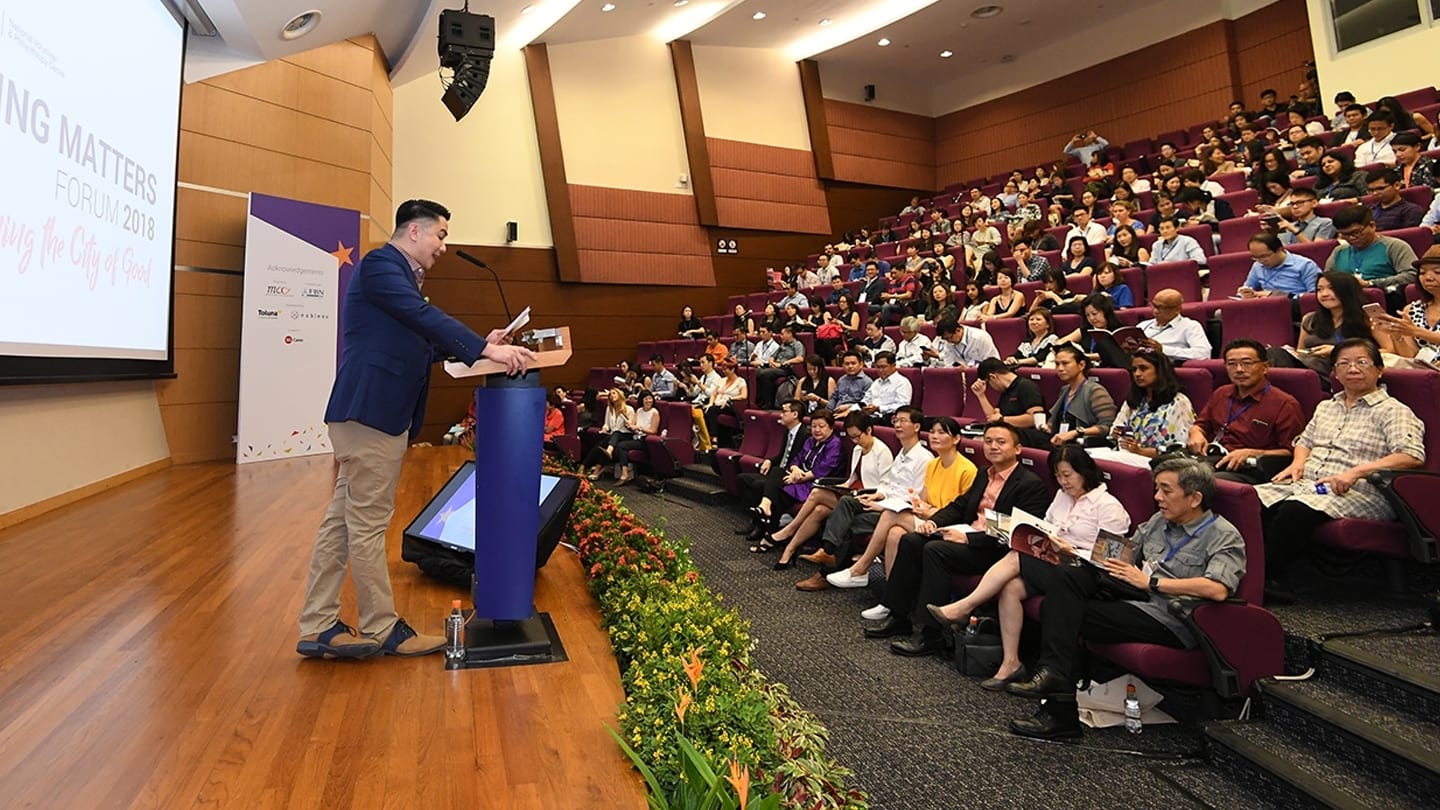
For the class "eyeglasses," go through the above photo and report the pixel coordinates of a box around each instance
[1334,360,1375,370]
[1225,359,1262,369]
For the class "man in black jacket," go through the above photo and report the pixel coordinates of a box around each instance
[854,260,887,306]
[735,400,807,541]
[867,422,1051,656]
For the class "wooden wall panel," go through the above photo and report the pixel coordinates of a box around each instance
[418,244,754,441]
[706,138,830,234]
[1233,0,1316,111]
[167,36,393,463]
[567,185,715,286]
[824,100,935,190]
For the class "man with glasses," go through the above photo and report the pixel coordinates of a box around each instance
[1254,338,1425,601]
[1367,169,1426,231]
[857,352,912,419]
[1353,112,1397,167]
[933,316,1000,368]
[1187,339,1304,484]
[795,406,934,587]
[1137,289,1211,362]
[1325,205,1420,301]
[1238,233,1321,300]
[1272,187,1334,245]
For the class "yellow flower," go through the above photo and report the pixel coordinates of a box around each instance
[726,760,751,810]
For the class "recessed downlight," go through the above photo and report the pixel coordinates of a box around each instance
[940,49,953,58]
[877,37,890,46]
[280,9,321,40]
[601,2,616,11]
[752,11,766,20]
[818,18,832,26]
[971,5,1003,18]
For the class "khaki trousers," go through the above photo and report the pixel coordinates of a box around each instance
[298,420,409,639]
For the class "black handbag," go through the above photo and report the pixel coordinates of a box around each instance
[952,617,1003,676]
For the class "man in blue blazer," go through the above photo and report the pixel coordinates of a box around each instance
[297,199,534,659]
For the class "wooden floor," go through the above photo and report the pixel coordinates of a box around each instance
[0,447,647,809]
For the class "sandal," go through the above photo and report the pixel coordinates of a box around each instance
[749,536,778,554]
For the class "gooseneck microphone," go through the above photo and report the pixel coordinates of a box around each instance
[455,250,514,325]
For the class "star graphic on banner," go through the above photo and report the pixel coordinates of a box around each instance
[330,241,355,268]
[436,505,455,526]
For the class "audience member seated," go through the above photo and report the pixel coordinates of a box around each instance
[856,318,897,364]
[794,406,934,587]
[1272,187,1336,244]
[855,351,913,420]
[960,281,989,322]
[783,302,815,334]
[1367,168,1426,231]
[921,284,959,324]
[757,302,783,335]
[1255,339,1425,600]
[794,354,835,414]
[702,330,729,364]
[1043,344,1118,445]
[1316,150,1368,201]
[767,411,895,566]
[1107,225,1150,269]
[541,390,566,455]
[1188,339,1304,484]
[1066,208,1107,247]
[972,357,1049,447]
[1354,112,1398,167]
[755,326,805,408]
[1175,187,1219,229]
[1326,205,1420,300]
[864,422,1051,654]
[1012,239,1051,283]
[1239,233,1321,300]
[1057,294,1133,369]
[777,280,808,311]
[1337,104,1369,144]
[1090,263,1134,309]
[826,416,979,591]
[743,405,842,542]
[706,359,749,446]
[684,356,722,453]
[1372,247,1440,359]
[997,459,1245,741]
[677,305,706,338]
[729,327,756,367]
[879,264,922,325]
[1150,217,1209,266]
[1271,271,1375,382]
[932,316,1001,368]
[888,318,929,369]
[581,388,636,480]
[1139,288,1212,362]
[1392,132,1437,189]
[828,350,874,417]
[1007,309,1059,368]
[923,446,1131,689]
[1064,130,1110,165]
[1110,348,1195,458]
[1289,136,1328,182]
[1030,267,1085,314]
[735,401,810,540]
[982,267,1026,321]
[647,355,679,400]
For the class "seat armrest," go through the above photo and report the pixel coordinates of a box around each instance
[1167,598,1283,698]
[1369,470,1440,564]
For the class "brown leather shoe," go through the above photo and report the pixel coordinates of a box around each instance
[795,572,829,591]
[799,549,837,567]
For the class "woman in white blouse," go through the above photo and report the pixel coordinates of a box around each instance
[581,388,636,480]
[926,446,1131,690]
[766,411,895,567]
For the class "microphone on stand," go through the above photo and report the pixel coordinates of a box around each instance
[455,250,514,326]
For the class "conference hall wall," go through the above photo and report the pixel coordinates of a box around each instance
[1306,3,1440,105]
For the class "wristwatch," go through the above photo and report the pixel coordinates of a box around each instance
[1149,575,1161,593]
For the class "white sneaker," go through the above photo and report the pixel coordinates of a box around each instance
[826,570,869,588]
[861,604,891,620]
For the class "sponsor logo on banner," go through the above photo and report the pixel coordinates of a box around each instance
[265,285,292,297]
[283,333,305,345]
[257,308,279,319]
[302,287,325,299]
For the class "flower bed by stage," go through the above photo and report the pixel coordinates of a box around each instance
[556,463,867,809]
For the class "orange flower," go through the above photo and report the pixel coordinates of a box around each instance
[726,760,750,810]
[675,688,692,723]
[682,648,705,690]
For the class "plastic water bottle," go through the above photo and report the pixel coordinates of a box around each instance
[1124,681,1143,734]
[445,600,466,668]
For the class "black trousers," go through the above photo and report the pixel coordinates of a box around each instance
[1019,555,1181,682]
[737,469,795,531]
[754,368,791,409]
[580,431,625,468]
[1261,500,1333,575]
[881,533,1005,637]
[819,495,882,555]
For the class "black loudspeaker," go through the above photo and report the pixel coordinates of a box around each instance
[863,84,876,102]
[506,221,518,243]
[439,10,496,121]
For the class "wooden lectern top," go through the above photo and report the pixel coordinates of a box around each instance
[444,326,572,379]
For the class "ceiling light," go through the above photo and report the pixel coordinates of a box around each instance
[674,0,688,5]
[752,11,766,19]
[877,37,890,46]
[601,3,616,11]
[786,0,938,60]
[971,5,1003,18]
[940,49,953,58]
[819,18,832,26]
[280,9,321,40]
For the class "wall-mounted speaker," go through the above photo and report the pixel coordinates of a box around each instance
[506,221,518,243]
[863,84,875,103]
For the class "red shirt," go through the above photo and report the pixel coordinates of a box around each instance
[1194,382,1304,452]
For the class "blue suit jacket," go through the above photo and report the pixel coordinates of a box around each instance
[324,243,486,438]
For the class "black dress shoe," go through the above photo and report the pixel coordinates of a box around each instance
[889,632,942,656]
[863,616,912,639]
[1008,700,1083,741]
[1005,667,1073,699]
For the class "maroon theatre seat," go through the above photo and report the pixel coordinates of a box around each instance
[1206,252,1254,300]
[644,401,697,479]
[715,409,778,496]
[1217,296,1294,348]
[920,367,966,419]
[1145,260,1204,304]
